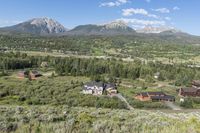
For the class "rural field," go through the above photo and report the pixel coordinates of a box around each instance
[0,49,200,132]
[1,0,200,132]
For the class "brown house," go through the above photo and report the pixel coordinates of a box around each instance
[135,92,175,102]
[192,80,200,87]
[18,70,42,80]
[30,71,42,80]
[135,92,151,101]
[179,80,200,97]
[18,70,29,79]
[179,87,200,97]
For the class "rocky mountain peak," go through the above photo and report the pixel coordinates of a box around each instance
[28,17,67,33]
[104,20,129,30]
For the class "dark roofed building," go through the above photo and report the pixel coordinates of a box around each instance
[84,81,104,88]
[179,87,200,97]
[148,92,166,96]
[105,83,117,95]
[140,92,149,97]
[18,70,42,80]
[192,80,200,88]
[135,91,175,102]
[0,48,7,53]
[30,70,42,79]
[151,95,175,102]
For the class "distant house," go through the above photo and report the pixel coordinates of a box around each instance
[0,48,7,53]
[154,72,160,79]
[83,81,104,95]
[105,83,117,95]
[179,87,200,97]
[151,95,175,102]
[83,82,118,96]
[18,70,29,79]
[30,70,42,80]
[135,92,151,101]
[41,62,48,68]
[179,80,200,97]
[135,92,175,102]
[18,70,42,80]
[192,80,200,88]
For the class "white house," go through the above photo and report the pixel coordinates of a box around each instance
[83,81,104,95]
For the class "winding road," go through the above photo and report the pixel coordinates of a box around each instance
[114,93,134,110]
[164,101,182,111]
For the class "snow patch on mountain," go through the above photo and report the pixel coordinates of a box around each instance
[136,26,180,33]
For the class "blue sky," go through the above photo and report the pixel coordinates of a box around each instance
[0,0,200,35]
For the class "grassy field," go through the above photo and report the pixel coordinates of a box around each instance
[1,105,200,133]
[18,50,200,64]
[0,72,128,110]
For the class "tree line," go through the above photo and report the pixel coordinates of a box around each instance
[1,52,200,86]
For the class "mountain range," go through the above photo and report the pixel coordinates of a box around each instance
[0,17,198,39]
[0,17,184,35]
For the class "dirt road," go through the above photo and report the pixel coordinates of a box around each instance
[164,101,182,111]
[114,93,134,110]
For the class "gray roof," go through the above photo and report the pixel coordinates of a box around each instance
[148,92,166,96]
[192,80,200,86]
[137,92,148,97]
[151,95,175,101]
[105,83,116,90]
[137,92,166,97]
[84,81,104,88]
[181,87,198,93]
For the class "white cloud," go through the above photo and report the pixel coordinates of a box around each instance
[117,18,166,26]
[0,20,21,27]
[118,0,128,3]
[173,6,180,10]
[122,8,158,18]
[100,2,120,7]
[122,8,148,16]
[147,14,158,19]
[100,0,128,7]
[153,8,170,13]
[165,17,171,21]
